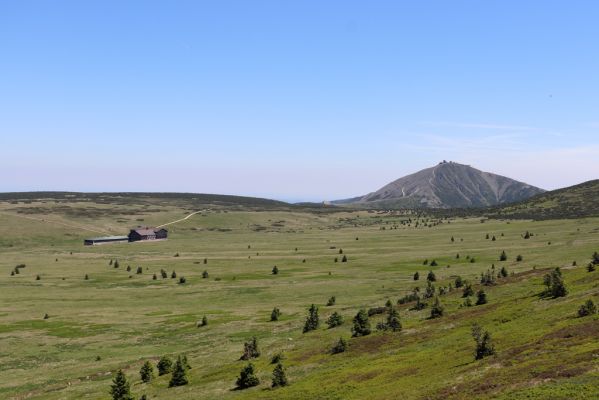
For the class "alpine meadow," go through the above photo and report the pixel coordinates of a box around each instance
[2,2,599,399]
[0,188,598,399]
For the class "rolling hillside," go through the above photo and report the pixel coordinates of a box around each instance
[489,179,599,220]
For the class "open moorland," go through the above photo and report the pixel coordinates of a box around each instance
[1,195,598,399]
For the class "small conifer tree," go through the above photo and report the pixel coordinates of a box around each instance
[240,337,260,360]
[577,299,597,317]
[157,356,172,376]
[413,271,420,281]
[427,270,436,282]
[140,361,154,383]
[168,356,189,387]
[341,255,348,262]
[472,324,496,360]
[430,297,444,319]
[331,337,347,354]
[351,309,371,337]
[326,296,336,306]
[110,370,133,400]
[303,304,319,333]
[326,311,344,328]
[271,363,288,388]
[475,289,488,305]
[272,265,279,275]
[462,284,474,298]
[499,251,507,261]
[270,307,281,321]
[202,270,209,278]
[454,276,464,288]
[236,363,259,389]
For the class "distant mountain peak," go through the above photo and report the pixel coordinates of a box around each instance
[333,162,545,208]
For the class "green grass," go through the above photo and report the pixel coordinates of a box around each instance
[0,198,597,399]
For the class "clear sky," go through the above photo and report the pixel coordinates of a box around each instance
[1,1,598,202]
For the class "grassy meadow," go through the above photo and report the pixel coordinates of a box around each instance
[0,198,598,399]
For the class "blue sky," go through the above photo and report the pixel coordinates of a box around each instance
[1,1,598,201]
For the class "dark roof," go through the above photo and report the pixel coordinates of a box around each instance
[130,227,167,235]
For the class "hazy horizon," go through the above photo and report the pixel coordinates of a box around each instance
[2,1,599,200]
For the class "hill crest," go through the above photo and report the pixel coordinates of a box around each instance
[333,161,545,208]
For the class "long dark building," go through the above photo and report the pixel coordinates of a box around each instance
[128,227,168,242]
[84,236,129,246]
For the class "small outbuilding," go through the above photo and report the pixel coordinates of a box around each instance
[128,227,168,242]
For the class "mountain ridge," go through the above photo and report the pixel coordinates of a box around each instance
[333,161,545,208]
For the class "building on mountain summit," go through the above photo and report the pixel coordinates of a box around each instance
[128,227,168,242]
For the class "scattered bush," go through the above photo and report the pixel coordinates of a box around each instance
[236,363,259,389]
[427,271,436,282]
[516,255,523,262]
[430,297,444,319]
[202,270,209,279]
[110,369,133,400]
[140,361,154,383]
[351,309,371,337]
[430,260,438,267]
[168,356,189,387]
[331,337,347,354]
[462,283,474,298]
[424,281,435,299]
[271,363,288,388]
[240,337,260,360]
[454,276,464,288]
[272,265,279,275]
[413,272,420,281]
[270,352,283,364]
[578,300,597,317]
[157,356,173,376]
[475,289,488,305]
[270,307,281,321]
[178,276,186,284]
[543,267,567,298]
[326,296,336,306]
[303,304,319,333]
[171,271,177,279]
[472,324,496,360]
[326,311,344,328]
[378,306,401,332]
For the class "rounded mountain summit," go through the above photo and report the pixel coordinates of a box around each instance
[332,161,545,209]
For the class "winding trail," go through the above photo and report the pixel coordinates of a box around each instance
[156,210,207,228]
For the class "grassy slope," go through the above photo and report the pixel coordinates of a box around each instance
[0,198,597,399]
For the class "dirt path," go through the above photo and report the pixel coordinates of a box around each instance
[156,210,207,228]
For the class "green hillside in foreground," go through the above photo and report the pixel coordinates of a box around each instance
[0,199,598,399]
[489,179,599,220]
